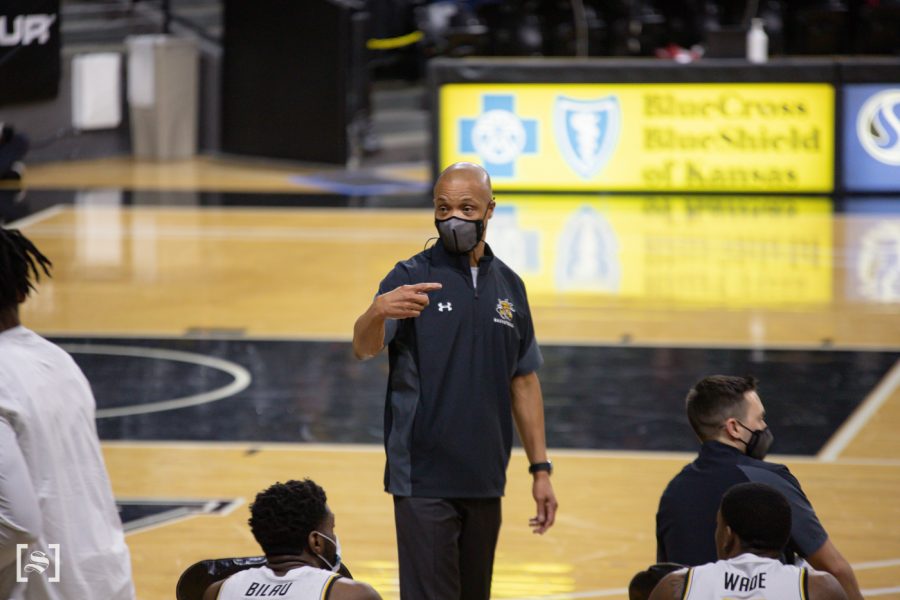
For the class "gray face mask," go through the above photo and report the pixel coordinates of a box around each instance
[737,421,774,460]
[434,216,485,255]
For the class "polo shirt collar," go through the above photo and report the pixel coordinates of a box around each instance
[699,440,745,459]
[430,238,495,273]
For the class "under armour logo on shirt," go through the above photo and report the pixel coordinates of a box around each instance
[438,302,452,312]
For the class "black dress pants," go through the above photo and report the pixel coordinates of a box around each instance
[393,496,502,600]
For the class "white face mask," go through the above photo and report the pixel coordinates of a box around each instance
[312,531,342,573]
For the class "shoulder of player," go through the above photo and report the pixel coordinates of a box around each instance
[806,569,848,600]
[329,577,382,600]
[0,331,79,374]
[202,579,225,600]
[648,570,688,600]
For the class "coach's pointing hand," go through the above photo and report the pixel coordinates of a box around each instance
[377,283,443,319]
[352,282,443,359]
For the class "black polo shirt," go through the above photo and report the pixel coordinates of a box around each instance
[377,239,542,498]
[656,441,829,565]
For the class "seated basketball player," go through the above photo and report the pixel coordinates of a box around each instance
[629,563,685,600]
[648,483,847,600]
[203,479,381,600]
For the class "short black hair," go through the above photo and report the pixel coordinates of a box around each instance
[685,375,758,441]
[720,482,792,553]
[628,563,685,600]
[0,227,52,311]
[248,479,328,556]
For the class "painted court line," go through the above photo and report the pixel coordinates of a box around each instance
[7,204,66,229]
[41,330,900,353]
[504,584,900,600]
[119,497,242,536]
[96,441,900,467]
[853,557,900,570]
[61,344,252,418]
[24,203,430,216]
[818,359,900,462]
[122,506,198,535]
[506,589,627,600]
[101,440,387,452]
[217,498,246,517]
[25,223,429,243]
[531,338,900,353]
[519,587,900,598]
[861,587,900,596]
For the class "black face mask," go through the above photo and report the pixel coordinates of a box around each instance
[737,421,774,460]
[434,205,492,255]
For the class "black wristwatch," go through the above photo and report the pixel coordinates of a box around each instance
[528,461,553,475]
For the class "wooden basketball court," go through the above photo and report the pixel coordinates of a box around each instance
[6,157,900,599]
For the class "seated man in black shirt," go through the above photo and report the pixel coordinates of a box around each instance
[655,375,862,600]
[650,482,847,600]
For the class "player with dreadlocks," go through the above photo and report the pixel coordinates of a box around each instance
[204,479,382,600]
[0,227,51,327]
[0,226,135,600]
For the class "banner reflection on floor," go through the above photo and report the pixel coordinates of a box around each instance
[486,195,833,307]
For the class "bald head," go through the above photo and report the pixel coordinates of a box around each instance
[434,162,493,198]
[432,162,496,258]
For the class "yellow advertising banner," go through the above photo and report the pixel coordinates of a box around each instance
[440,83,835,192]
[486,195,833,306]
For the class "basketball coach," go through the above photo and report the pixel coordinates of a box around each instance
[353,162,558,600]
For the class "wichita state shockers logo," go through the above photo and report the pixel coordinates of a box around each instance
[495,299,516,325]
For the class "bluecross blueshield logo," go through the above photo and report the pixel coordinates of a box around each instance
[857,222,900,302]
[555,206,620,292]
[554,96,621,179]
[459,95,537,178]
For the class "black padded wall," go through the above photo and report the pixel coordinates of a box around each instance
[221,0,367,164]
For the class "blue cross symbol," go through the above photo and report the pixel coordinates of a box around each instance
[459,95,538,178]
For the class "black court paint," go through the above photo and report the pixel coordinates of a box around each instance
[57,337,899,455]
